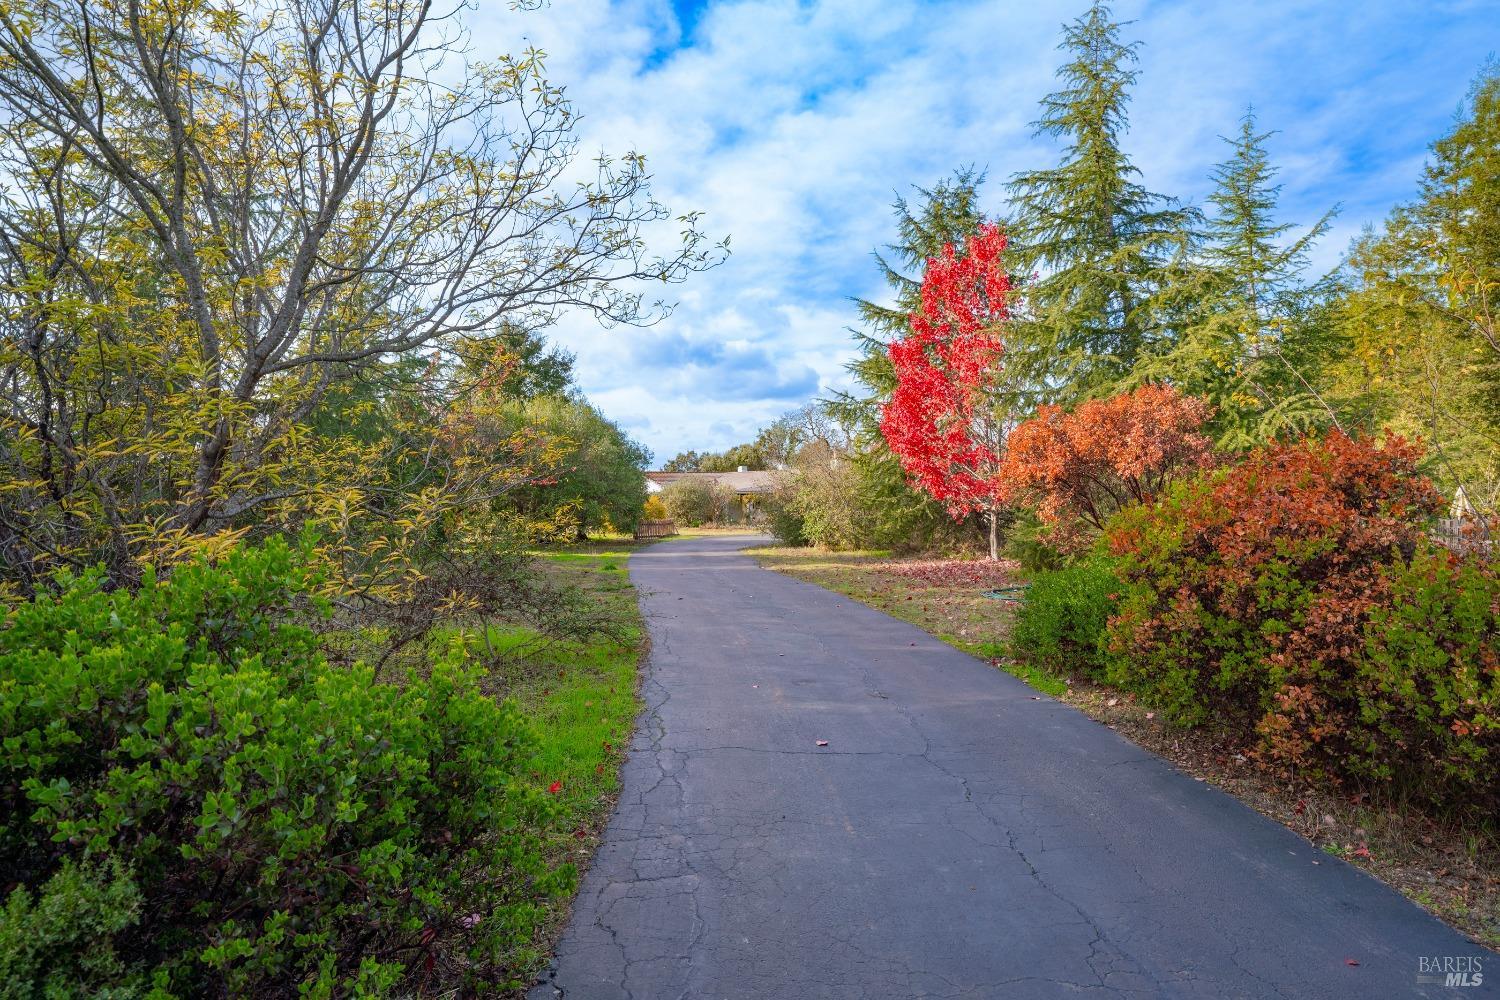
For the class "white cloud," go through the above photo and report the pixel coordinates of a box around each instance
[467,0,1500,461]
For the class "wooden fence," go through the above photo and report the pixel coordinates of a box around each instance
[635,519,678,539]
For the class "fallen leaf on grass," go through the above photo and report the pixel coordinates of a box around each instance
[547,781,562,794]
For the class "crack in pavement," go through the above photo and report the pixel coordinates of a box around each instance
[531,535,1492,1000]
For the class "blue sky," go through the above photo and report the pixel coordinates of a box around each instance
[472,0,1499,463]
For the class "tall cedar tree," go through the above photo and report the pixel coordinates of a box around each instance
[1007,2,1193,395]
[1328,65,1500,514]
[827,171,992,548]
[1136,110,1338,446]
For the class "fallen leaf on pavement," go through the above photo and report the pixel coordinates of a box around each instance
[815,740,829,747]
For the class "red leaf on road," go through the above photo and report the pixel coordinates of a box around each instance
[1345,958,1359,967]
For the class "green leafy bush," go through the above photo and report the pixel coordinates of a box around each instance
[0,858,144,999]
[661,478,735,526]
[0,538,569,997]
[786,456,878,550]
[1008,558,1119,679]
[1001,508,1066,573]
[1334,545,1498,811]
[759,480,808,546]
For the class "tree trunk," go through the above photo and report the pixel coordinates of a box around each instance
[988,506,999,562]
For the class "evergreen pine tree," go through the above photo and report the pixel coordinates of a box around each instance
[1137,109,1337,445]
[1007,1,1192,395]
[843,169,989,405]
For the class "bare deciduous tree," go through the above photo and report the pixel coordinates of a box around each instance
[0,0,720,586]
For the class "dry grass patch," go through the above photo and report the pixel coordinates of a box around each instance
[747,547,1056,693]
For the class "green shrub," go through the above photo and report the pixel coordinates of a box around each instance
[0,537,570,996]
[1343,546,1499,812]
[661,478,735,526]
[786,454,878,550]
[1008,558,1119,679]
[759,481,808,546]
[1001,508,1066,573]
[0,858,145,999]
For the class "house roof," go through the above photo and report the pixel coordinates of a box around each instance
[646,470,780,494]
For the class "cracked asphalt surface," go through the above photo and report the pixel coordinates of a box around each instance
[530,534,1493,999]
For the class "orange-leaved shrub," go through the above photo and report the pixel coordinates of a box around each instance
[999,385,1215,553]
[1104,431,1498,813]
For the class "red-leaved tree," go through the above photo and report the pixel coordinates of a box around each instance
[880,224,1013,559]
[998,385,1216,552]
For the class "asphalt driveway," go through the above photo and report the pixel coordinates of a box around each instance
[530,533,1492,999]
